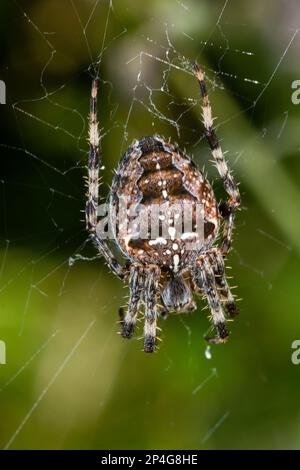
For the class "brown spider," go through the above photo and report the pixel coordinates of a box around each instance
[84,62,240,353]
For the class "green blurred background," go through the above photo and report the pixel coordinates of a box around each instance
[0,0,300,450]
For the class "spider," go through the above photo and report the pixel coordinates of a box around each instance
[84,62,241,353]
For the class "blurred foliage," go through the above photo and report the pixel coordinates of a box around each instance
[0,0,300,450]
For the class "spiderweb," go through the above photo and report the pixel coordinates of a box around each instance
[0,0,299,450]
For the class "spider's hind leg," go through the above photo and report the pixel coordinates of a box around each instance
[143,265,161,353]
[193,254,229,344]
[209,248,239,318]
[120,264,144,339]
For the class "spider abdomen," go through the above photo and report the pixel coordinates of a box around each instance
[110,136,220,273]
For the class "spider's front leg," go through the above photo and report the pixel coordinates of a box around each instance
[193,62,241,255]
[85,79,124,279]
[192,254,229,344]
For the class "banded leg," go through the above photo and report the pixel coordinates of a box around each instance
[193,62,240,255]
[209,248,239,318]
[120,265,144,339]
[193,255,229,344]
[86,79,124,279]
[143,265,161,353]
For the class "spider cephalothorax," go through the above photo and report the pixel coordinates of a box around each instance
[83,62,241,353]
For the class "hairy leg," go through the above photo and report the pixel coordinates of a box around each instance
[193,254,229,343]
[193,62,240,255]
[120,264,144,339]
[143,265,161,353]
[209,248,239,318]
[85,79,124,279]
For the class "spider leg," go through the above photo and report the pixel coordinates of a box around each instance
[193,254,229,344]
[86,79,124,279]
[69,254,100,266]
[143,265,161,353]
[193,62,240,255]
[120,264,144,339]
[209,248,239,318]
